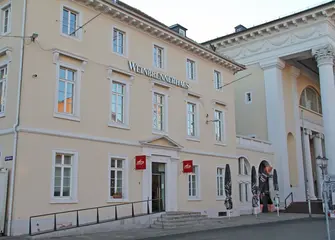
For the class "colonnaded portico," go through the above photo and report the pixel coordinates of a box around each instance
[203,1,335,202]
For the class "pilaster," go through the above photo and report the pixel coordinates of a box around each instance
[302,128,316,200]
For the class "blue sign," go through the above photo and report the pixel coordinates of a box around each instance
[5,156,13,161]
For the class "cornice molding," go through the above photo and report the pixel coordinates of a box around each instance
[73,0,245,73]
[260,58,285,70]
[203,3,335,49]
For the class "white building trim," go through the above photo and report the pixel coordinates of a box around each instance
[17,127,240,159]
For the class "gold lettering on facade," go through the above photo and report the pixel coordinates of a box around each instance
[128,61,190,89]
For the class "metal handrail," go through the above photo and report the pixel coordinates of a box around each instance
[29,198,162,236]
[284,192,293,208]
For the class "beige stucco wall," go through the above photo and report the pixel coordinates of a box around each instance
[7,0,245,236]
[0,0,24,130]
[281,65,322,187]
[234,65,268,140]
[178,152,238,216]
[19,0,237,155]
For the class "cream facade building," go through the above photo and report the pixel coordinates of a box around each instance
[0,0,275,236]
[204,1,335,203]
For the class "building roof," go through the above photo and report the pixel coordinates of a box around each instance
[202,0,335,45]
[100,0,245,71]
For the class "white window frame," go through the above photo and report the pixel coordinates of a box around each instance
[186,58,197,81]
[214,70,222,91]
[186,100,200,141]
[60,4,83,40]
[152,90,168,135]
[0,64,8,117]
[214,108,226,144]
[238,157,250,176]
[1,3,11,35]
[188,165,200,200]
[245,92,252,104]
[51,150,78,204]
[153,44,165,69]
[216,166,225,200]
[112,27,127,57]
[54,62,82,121]
[238,181,250,203]
[109,78,130,130]
[108,154,129,202]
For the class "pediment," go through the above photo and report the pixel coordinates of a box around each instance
[140,135,183,149]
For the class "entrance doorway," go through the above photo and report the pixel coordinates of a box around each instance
[152,162,165,212]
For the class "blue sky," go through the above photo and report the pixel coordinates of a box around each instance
[122,0,330,42]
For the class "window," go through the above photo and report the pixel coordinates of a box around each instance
[217,167,224,198]
[187,102,197,137]
[109,158,124,199]
[62,7,78,37]
[111,82,125,124]
[245,92,252,104]
[300,87,322,114]
[154,45,164,69]
[215,110,224,142]
[238,157,250,175]
[113,28,125,55]
[188,165,199,199]
[239,182,250,202]
[179,29,186,37]
[153,92,166,132]
[57,67,76,115]
[214,71,222,90]
[52,151,78,203]
[2,4,11,34]
[186,59,196,80]
[0,66,7,115]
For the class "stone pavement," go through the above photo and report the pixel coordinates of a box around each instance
[145,218,331,240]
[1,213,324,240]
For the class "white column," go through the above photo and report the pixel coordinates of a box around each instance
[260,58,291,201]
[302,129,317,200]
[291,66,306,201]
[312,44,335,175]
[313,133,324,199]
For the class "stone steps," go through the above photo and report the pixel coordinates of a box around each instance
[150,211,210,229]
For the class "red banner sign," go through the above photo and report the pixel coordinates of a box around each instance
[183,160,193,173]
[135,155,146,170]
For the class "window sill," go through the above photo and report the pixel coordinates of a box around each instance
[108,122,130,130]
[188,198,201,201]
[50,198,78,204]
[215,142,227,147]
[299,106,322,117]
[54,113,80,122]
[107,198,129,203]
[153,65,166,72]
[112,51,128,59]
[60,32,81,42]
[186,137,200,142]
[152,130,168,136]
[1,31,11,37]
[0,113,5,118]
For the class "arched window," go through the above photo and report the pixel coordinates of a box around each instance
[238,157,250,176]
[238,157,251,203]
[300,87,322,114]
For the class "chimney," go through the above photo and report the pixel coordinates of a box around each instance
[235,24,247,33]
[169,24,187,37]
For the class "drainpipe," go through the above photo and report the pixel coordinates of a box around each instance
[6,0,27,236]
